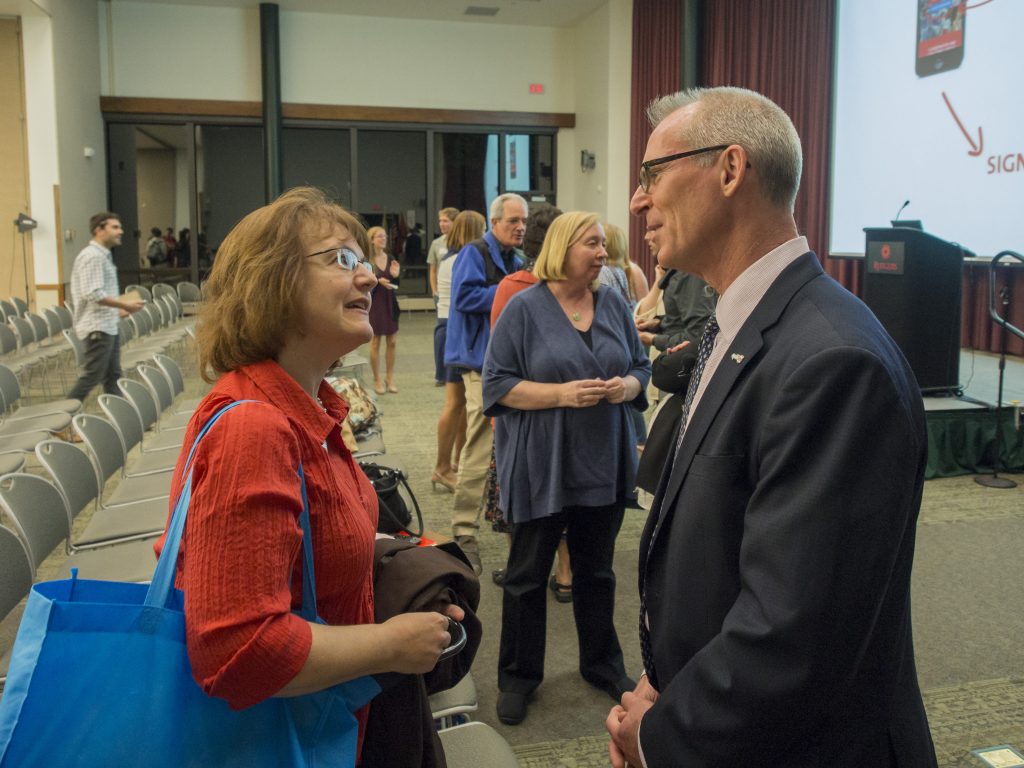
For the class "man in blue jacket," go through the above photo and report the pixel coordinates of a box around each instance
[445,193,527,572]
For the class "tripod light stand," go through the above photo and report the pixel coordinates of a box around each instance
[974,250,1024,489]
[14,213,37,309]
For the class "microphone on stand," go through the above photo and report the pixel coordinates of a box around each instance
[893,199,910,222]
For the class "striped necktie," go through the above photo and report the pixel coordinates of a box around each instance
[639,314,719,690]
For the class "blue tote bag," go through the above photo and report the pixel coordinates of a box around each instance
[0,401,380,767]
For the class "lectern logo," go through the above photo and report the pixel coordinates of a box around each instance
[867,241,905,275]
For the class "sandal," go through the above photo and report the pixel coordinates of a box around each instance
[373,381,385,395]
[548,574,573,603]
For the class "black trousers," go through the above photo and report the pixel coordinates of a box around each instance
[498,502,627,694]
[67,331,122,401]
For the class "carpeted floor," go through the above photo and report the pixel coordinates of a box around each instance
[4,310,1022,766]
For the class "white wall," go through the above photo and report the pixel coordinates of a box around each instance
[281,11,574,113]
[100,1,260,100]
[90,1,637,229]
[51,0,107,279]
[559,0,632,223]
[604,0,633,229]
[20,4,59,305]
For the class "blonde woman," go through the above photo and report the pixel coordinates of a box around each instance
[598,223,649,308]
[482,211,651,725]
[432,211,484,490]
[366,226,401,394]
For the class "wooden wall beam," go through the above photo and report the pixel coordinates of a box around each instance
[101,96,575,128]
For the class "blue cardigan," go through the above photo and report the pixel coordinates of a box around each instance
[482,282,651,523]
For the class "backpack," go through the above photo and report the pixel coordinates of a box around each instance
[467,237,520,286]
[147,238,168,264]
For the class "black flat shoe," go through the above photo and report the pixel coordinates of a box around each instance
[496,691,529,725]
[585,675,637,703]
[548,574,573,603]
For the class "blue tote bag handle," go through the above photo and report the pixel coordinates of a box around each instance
[149,400,250,607]
[146,400,318,621]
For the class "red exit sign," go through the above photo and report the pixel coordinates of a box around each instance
[529,83,544,94]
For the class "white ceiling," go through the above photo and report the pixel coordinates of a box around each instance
[108,0,609,28]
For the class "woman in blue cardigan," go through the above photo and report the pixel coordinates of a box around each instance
[482,211,651,726]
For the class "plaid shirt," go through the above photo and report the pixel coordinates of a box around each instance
[70,241,120,336]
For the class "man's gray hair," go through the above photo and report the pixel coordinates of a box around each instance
[489,193,529,222]
[647,87,803,211]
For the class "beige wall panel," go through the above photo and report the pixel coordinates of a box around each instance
[0,18,33,308]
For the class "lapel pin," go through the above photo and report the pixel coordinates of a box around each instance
[731,353,745,364]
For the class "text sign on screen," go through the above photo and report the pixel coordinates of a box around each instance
[867,241,906,275]
[529,83,544,94]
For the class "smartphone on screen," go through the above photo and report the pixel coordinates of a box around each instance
[916,0,966,77]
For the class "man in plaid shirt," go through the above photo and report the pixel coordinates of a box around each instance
[66,212,145,401]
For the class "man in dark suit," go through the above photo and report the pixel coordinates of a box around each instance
[606,87,937,767]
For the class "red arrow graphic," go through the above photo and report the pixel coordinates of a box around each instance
[942,91,984,157]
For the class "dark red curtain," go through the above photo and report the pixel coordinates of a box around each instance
[962,264,1024,355]
[701,0,836,282]
[629,0,682,282]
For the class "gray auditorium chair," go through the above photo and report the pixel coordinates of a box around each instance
[0,473,158,583]
[117,378,186,451]
[429,671,479,729]
[437,722,519,768]
[35,439,168,548]
[137,364,193,429]
[98,394,179,474]
[0,522,33,692]
[72,414,172,505]
[152,354,203,413]
[0,362,80,420]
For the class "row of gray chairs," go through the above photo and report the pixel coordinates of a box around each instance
[0,296,28,321]
[124,281,202,305]
[0,361,80,459]
[1,310,74,395]
[0,338,199,694]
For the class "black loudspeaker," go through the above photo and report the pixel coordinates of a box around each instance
[862,227,967,395]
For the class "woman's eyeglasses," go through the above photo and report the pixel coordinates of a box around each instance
[306,246,369,272]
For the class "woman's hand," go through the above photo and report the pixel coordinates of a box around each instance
[388,260,401,279]
[559,379,607,408]
[380,611,452,674]
[604,376,641,404]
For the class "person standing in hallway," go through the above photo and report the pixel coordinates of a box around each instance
[67,212,145,402]
[432,210,485,492]
[429,207,460,386]
[445,193,527,573]
[606,86,936,768]
[366,226,401,394]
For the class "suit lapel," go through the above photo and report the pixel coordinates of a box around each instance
[644,253,825,560]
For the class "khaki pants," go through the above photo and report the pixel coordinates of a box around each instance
[451,370,493,537]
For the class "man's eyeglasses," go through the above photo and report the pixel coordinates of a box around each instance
[306,246,367,272]
[638,144,731,193]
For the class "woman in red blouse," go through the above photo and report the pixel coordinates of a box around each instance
[154,187,460,760]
